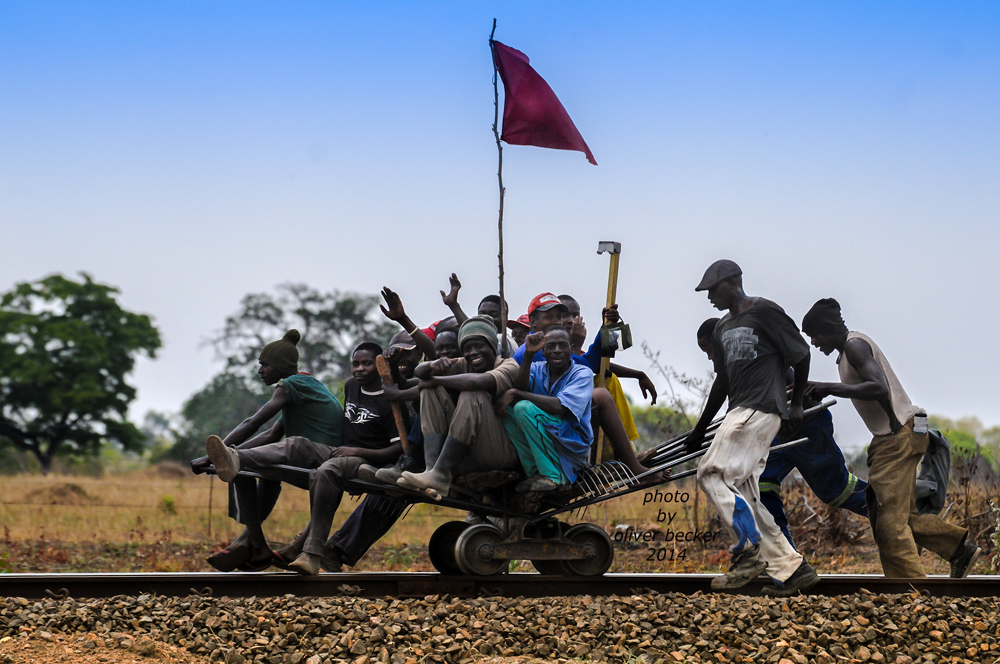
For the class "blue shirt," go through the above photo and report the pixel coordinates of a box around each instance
[528,360,594,481]
[512,331,603,373]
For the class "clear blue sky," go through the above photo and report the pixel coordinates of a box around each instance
[2,2,998,450]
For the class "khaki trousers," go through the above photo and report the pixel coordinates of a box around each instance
[420,386,520,472]
[867,420,966,578]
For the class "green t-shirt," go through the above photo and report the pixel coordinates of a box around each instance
[277,374,344,447]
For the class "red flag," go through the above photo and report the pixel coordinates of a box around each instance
[492,40,597,165]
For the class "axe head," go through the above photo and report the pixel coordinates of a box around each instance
[597,241,621,255]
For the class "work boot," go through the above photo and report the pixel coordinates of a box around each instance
[950,540,982,579]
[421,434,446,468]
[399,436,469,498]
[711,543,767,591]
[206,435,240,482]
[373,447,424,485]
[355,464,379,482]
[274,529,307,568]
[515,475,543,493]
[397,436,443,489]
[760,559,819,597]
[320,546,344,573]
[288,552,322,576]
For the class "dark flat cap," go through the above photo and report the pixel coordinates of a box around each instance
[695,259,742,292]
[389,329,417,351]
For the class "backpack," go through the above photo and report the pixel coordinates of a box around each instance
[915,429,951,515]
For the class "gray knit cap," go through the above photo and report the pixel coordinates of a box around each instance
[458,315,498,351]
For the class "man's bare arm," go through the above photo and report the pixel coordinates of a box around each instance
[224,388,289,448]
[499,389,568,418]
[423,372,497,393]
[609,362,657,404]
[380,286,437,359]
[807,337,901,432]
[685,376,728,453]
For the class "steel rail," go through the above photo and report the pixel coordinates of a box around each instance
[1,572,996,601]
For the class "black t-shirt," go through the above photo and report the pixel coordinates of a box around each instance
[342,378,402,450]
[711,298,810,417]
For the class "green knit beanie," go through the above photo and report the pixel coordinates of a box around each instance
[259,329,300,375]
[458,315,498,352]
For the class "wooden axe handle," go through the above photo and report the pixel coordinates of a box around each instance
[375,354,410,455]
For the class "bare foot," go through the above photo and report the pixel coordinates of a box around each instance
[633,466,670,487]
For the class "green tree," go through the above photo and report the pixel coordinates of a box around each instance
[208,283,395,384]
[928,414,996,465]
[164,370,274,462]
[630,404,694,453]
[0,273,161,473]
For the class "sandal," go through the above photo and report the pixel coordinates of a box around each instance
[207,545,251,572]
[270,550,294,571]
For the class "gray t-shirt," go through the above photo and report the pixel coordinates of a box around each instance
[712,298,810,417]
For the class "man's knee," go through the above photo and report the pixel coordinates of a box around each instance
[697,463,721,489]
[314,456,361,485]
[592,387,613,409]
[420,386,450,411]
[511,400,536,417]
[455,389,492,414]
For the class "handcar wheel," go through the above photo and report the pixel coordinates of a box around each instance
[563,523,614,577]
[454,523,508,576]
[428,521,470,575]
[531,521,571,575]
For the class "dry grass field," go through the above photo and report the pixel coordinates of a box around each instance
[0,462,991,576]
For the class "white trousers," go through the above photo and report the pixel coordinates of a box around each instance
[697,407,803,583]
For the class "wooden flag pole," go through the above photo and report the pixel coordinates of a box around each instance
[489,18,508,331]
[594,241,622,464]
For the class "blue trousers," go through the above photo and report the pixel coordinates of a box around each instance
[759,409,868,547]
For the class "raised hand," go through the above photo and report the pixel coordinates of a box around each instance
[380,287,406,322]
[440,273,462,308]
[525,331,545,354]
[569,315,588,350]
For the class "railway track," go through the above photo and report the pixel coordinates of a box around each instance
[2,572,996,600]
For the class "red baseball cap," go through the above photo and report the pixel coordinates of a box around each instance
[420,320,442,341]
[527,293,568,316]
[507,314,530,330]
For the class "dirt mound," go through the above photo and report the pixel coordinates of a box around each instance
[1,632,209,664]
[26,483,98,506]
[141,461,191,479]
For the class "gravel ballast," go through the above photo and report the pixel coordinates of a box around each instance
[3,590,1000,663]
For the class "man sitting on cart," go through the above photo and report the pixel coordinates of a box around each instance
[498,326,594,492]
[513,293,664,483]
[398,315,522,497]
[192,329,344,572]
